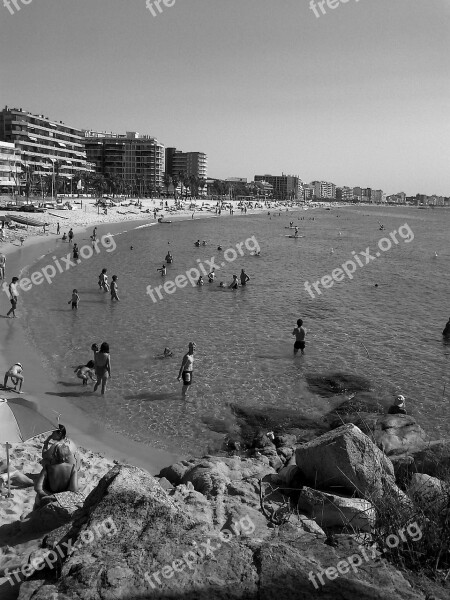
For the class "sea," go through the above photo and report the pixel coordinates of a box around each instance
[19,206,450,456]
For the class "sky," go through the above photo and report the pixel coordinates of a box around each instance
[0,0,449,195]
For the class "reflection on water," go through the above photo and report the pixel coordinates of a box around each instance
[21,207,450,456]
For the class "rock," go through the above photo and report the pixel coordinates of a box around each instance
[306,372,372,398]
[253,432,276,450]
[391,440,450,478]
[295,424,406,503]
[231,404,327,447]
[276,446,294,463]
[17,465,428,600]
[263,465,304,490]
[159,459,195,485]
[274,434,298,448]
[297,487,375,532]
[258,532,426,600]
[158,476,174,491]
[373,415,429,456]
[407,473,450,513]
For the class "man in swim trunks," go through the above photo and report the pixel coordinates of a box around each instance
[292,319,306,355]
[178,342,195,398]
[0,253,5,279]
[6,277,19,318]
[240,269,250,286]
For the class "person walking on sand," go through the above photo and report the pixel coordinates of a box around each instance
[68,228,74,245]
[92,227,97,242]
[292,319,307,355]
[0,253,6,280]
[93,342,111,395]
[3,362,24,392]
[56,222,60,236]
[110,275,120,301]
[178,342,195,398]
[240,269,250,286]
[6,276,19,318]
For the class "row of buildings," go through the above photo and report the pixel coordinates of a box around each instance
[0,106,208,195]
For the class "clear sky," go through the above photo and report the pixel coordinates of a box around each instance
[1,0,449,195]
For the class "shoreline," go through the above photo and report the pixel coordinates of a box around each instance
[0,198,295,473]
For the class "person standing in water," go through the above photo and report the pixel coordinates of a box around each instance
[229,275,239,289]
[178,342,195,397]
[292,318,306,355]
[68,289,80,310]
[93,342,111,395]
[110,275,120,301]
[240,269,250,286]
[6,277,19,318]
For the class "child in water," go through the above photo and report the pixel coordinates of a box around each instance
[74,360,96,386]
[157,265,167,276]
[110,275,120,301]
[68,289,80,310]
[197,276,204,286]
[229,275,239,289]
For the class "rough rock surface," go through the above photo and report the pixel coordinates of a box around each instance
[17,465,427,600]
[407,473,450,514]
[295,424,407,503]
[297,486,376,532]
[373,415,429,456]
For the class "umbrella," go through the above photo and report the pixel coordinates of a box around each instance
[0,398,57,498]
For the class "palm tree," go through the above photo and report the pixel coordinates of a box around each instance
[163,174,172,199]
[171,173,179,201]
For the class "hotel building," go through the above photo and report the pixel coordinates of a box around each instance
[0,106,94,186]
[165,148,208,180]
[85,131,165,190]
[312,180,336,200]
[254,174,301,200]
[0,141,22,192]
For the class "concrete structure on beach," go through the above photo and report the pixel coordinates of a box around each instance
[0,106,94,185]
[84,130,165,191]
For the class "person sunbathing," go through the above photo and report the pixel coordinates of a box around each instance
[41,425,79,469]
[35,443,79,507]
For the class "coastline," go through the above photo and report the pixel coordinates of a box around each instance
[0,198,293,473]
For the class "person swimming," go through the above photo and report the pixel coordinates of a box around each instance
[202,241,207,246]
[217,245,223,251]
[194,240,200,247]
[388,395,407,415]
[219,281,225,288]
[165,251,173,263]
[208,268,216,283]
[196,276,204,286]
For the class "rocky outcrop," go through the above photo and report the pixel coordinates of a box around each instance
[17,465,427,600]
[297,487,375,532]
[407,473,450,514]
[373,415,429,456]
[295,424,408,503]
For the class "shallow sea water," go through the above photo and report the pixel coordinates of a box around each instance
[20,207,450,455]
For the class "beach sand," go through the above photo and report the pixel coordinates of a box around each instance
[0,437,115,599]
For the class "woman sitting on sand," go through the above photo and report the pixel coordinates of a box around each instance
[93,342,111,395]
[35,443,80,508]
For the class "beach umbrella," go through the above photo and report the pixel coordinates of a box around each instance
[0,398,57,498]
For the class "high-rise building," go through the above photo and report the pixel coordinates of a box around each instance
[0,141,22,192]
[336,187,354,202]
[312,180,336,199]
[84,131,165,191]
[254,174,300,200]
[165,147,207,179]
[0,106,93,184]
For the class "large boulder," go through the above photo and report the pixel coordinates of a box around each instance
[391,439,450,478]
[17,466,427,600]
[407,473,450,514]
[373,415,429,456]
[295,424,406,503]
[297,487,375,532]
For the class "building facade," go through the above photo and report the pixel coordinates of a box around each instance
[312,180,336,199]
[336,186,354,202]
[0,141,22,192]
[0,107,93,188]
[254,174,300,200]
[85,131,165,191]
[165,147,208,180]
